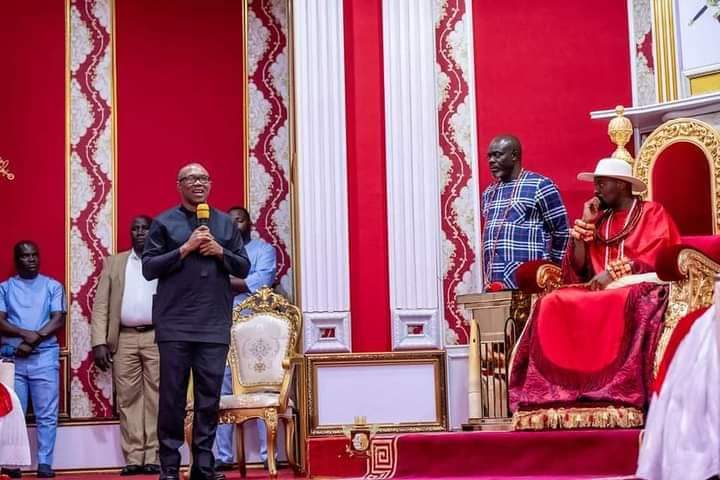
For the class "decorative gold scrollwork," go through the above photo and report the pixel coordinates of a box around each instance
[0,156,15,181]
[536,264,562,294]
[653,249,720,376]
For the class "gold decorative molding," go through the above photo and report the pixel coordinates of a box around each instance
[652,0,680,102]
[0,156,15,181]
[633,117,720,233]
[653,249,720,376]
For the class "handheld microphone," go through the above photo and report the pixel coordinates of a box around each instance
[196,203,210,278]
[196,203,210,228]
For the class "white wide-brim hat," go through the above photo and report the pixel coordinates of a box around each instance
[577,157,647,194]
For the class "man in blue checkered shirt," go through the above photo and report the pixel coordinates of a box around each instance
[481,135,569,289]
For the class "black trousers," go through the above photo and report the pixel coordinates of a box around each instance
[157,341,228,479]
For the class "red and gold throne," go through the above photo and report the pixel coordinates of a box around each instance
[513,107,720,430]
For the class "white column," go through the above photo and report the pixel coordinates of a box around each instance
[294,0,352,353]
[383,0,443,350]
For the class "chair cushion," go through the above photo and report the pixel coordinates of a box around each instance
[231,313,291,386]
[219,392,295,410]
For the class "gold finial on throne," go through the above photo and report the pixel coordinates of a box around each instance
[607,105,634,165]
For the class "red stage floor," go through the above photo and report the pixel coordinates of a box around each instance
[307,429,641,479]
[15,430,641,479]
[39,470,301,479]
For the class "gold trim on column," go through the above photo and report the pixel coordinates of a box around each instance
[288,0,300,308]
[243,0,250,205]
[286,0,305,471]
[110,0,118,253]
[64,0,72,350]
[652,0,680,102]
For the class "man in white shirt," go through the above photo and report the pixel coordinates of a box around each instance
[91,216,160,476]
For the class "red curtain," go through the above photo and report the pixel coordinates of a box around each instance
[472,0,633,219]
[344,0,392,352]
[115,0,246,251]
[0,1,65,280]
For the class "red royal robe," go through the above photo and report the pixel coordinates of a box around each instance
[0,383,12,418]
[509,201,680,414]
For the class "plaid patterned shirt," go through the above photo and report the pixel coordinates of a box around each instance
[481,170,569,289]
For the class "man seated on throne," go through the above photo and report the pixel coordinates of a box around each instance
[509,157,680,430]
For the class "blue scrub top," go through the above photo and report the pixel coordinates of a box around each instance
[0,274,66,351]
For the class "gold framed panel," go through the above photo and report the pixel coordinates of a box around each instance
[689,71,720,96]
[305,351,448,436]
[633,117,720,234]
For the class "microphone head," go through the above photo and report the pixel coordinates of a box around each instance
[196,203,210,222]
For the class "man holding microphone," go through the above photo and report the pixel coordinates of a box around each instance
[142,163,250,480]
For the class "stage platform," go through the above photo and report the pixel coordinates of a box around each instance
[307,429,642,479]
[23,429,641,479]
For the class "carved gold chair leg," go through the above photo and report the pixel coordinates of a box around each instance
[282,414,297,472]
[235,421,247,478]
[265,409,279,478]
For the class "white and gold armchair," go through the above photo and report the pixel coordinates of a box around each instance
[185,288,302,478]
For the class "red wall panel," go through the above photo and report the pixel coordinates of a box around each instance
[344,0,392,352]
[473,0,633,218]
[0,1,65,281]
[115,0,245,250]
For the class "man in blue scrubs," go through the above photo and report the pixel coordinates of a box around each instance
[215,207,277,471]
[0,241,66,479]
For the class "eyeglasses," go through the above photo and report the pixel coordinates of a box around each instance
[179,175,211,185]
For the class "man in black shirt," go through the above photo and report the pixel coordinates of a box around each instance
[142,163,250,480]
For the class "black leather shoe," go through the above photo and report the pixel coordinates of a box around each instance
[0,468,22,479]
[188,472,225,480]
[214,460,233,471]
[36,464,55,478]
[160,465,180,480]
[120,465,143,476]
[143,464,161,474]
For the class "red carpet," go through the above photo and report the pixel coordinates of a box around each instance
[48,470,300,479]
[308,429,641,479]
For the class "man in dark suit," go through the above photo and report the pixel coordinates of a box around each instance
[142,163,250,480]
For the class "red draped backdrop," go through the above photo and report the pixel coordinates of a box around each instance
[115,0,246,251]
[472,0,633,218]
[0,1,65,282]
[343,0,392,352]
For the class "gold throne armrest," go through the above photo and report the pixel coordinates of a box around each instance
[653,246,720,376]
